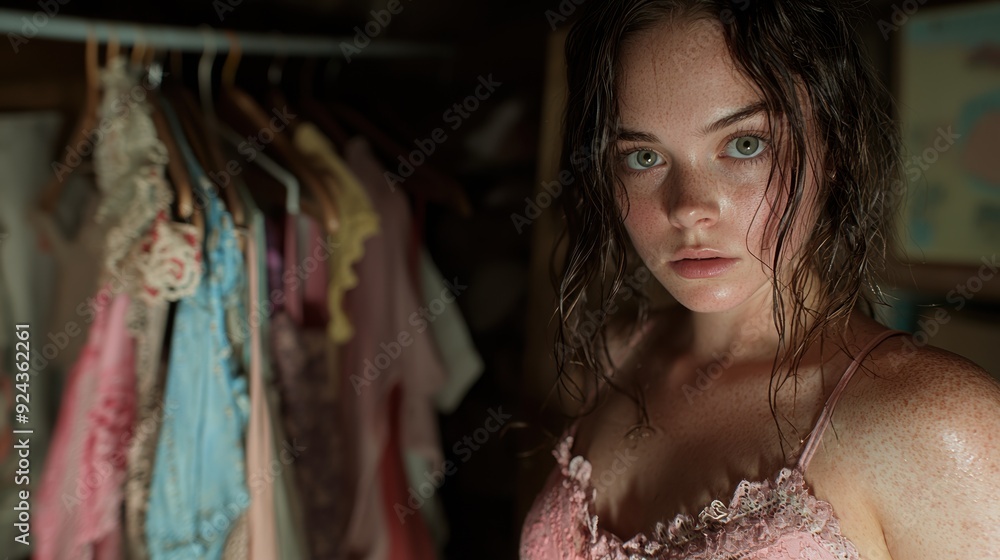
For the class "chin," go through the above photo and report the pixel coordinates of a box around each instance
[656,272,768,314]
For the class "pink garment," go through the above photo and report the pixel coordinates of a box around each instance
[521,330,907,560]
[341,136,446,560]
[36,290,136,560]
[380,385,437,560]
[244,232,280,560]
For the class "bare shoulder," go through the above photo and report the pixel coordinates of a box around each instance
[836,335,1000,558]
[847,336,1000,444]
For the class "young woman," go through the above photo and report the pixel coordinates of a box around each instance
[520,1,1000,558]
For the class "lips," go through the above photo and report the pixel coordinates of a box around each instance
[669,249,736,279]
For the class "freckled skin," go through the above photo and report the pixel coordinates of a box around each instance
[572,17,1000,559]
[614,21,817,318]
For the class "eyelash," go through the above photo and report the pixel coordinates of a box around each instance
[618,128,771,178]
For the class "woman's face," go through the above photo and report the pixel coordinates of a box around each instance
[614,17,819,314]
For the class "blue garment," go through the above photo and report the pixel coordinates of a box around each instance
[145,98,250,559]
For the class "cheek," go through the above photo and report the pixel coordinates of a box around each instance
[726,170,778,259]
[747,171,822,263]
[617,180,680,264]
[620,199,663,260]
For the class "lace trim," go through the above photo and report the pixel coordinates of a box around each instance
[122,211,203,306]
[554,435,861,560]
[92,59,203,347]
[293,124,381,344]
[92,58,175,286]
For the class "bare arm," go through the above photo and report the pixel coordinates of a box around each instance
[866,348,1000,559]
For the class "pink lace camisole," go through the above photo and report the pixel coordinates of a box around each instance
[520,329,907,560]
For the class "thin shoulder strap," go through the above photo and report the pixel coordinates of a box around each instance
[796,329,908,471]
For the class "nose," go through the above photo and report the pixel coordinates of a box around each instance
[666,166,720,230]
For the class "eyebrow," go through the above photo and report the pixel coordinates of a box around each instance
[613,101,769,144]
[699,101,768,136]
[614,129,660,144]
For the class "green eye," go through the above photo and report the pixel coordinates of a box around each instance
[726,136,764,158]
[626,149,662,170]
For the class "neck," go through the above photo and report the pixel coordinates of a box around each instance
[687,285,779,364]
[686,275,824,366]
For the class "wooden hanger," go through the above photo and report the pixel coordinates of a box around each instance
[106,28,119,66]
[129,29,146,69]
[329,102,472,217]
[148,90,203,238]
[170,87,214,177]
[37,29,99,213]
[154,49,198,229]
[216,34,339,235]
[199,29,246,227]
[164,61,216,187]
[263,52,349,229]
[146,44,202,239]
[128,38,205,241]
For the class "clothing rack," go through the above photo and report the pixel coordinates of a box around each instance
[0,8,452,59]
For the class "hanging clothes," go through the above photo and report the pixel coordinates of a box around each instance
[34,290,135,560]
[144,98,250,560]
[418,248,483,415]
[29,183,106,376]
[88,58,201,314]
[401,248,485,548]
[225,185,272,560]
[67,56,203,560]
[268,211,351,559]
[122,301,169,560]
[35,54,199,560]
[292,122,380,345]
[339,134,447,560]
[236,178,308,560]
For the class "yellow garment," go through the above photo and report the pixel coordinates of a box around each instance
[293,123,380,343]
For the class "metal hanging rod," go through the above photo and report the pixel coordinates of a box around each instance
[0,8,452,59]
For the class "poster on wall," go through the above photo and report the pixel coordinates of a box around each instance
[897,2,1000,264]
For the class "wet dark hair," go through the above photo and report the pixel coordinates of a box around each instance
[554,0,903,447]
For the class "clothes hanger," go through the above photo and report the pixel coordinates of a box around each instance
[147,46,202,239]
[217,48,303,220]
[151,27,213,182]
[37,27,99,214]
[328,100,473,217]
[170,89,213,172]
[129,29,147,70]
[217,48,305,224]
[106,27,119,66]
[166,69,220,197]
[199,28,246,227]
[262,45,349,233]
[216,32,339,236]
[219,124,300,217]
[143,35,156,69]
[138,39,203,230]
[222,30,331,232]
[261,46,343,304]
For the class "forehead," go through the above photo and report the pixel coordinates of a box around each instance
[616,18,761,134]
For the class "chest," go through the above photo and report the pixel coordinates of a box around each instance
[572,361,827,539]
